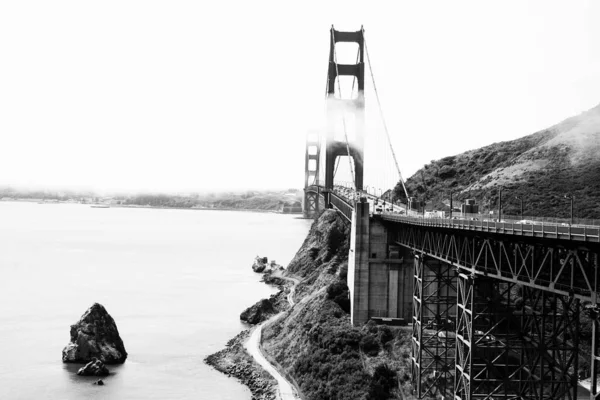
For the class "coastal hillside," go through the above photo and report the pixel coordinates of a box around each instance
[261,210,414,400]
[394,103,600,219]
[0,188,303,213]
[122,190,303,212]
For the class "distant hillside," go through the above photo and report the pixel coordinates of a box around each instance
[123,190,303,212]
[0,187,304,213]
[394,103,600,219]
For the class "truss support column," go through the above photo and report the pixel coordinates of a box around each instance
[412,255,457,399]
[454,272,475,400]
[411,253,424,398]
[592,308,600,400]
[591,251,600,400]
[518,287,581,399]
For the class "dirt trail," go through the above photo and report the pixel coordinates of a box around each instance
[243,274,301,400]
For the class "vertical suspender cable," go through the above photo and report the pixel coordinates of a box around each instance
[363,28,409,201]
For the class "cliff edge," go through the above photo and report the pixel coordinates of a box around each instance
[261,210,414,400]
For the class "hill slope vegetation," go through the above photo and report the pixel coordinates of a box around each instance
[394,103,600,220]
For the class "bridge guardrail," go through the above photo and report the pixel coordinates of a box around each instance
[379,213,600,243]
[330,192,353,222]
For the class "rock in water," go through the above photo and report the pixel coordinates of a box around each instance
[77,358,109,376]
[62,303,127,364]
[252,256,268,273]
[94,379,105,385]
[240,299,274,324]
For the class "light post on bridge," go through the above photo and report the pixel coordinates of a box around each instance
[498,188,502,222]
[515,196,523,217]
[565,194,574,225]
[449,191,453,219]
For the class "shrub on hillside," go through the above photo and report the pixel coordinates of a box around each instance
[327,281,350,313]
[367,364,397,400]
[309,247,319,260]
[360,333,380,356]
[378,326,394,345]
[326,224,347,256]
[293,320,370,399]
[438,166,457,179]
[338,262,348,282]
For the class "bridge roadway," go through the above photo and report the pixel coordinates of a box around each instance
[321,186,600,300]
[380,213,600,244]
[318,185,600,243]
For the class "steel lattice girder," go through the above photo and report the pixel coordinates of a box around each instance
[387,223,600,399]
[391,224,600,303]
[412,253,424,397]
[514,287,580,400]
[451,278,581,400]
[412,254,457,399]
[469,280,523,399]
[590,305,600,400]
[455,272,475,400]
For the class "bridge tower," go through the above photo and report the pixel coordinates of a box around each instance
[303,131,321,218]
[324,27,365,194]
[303,27,365,218]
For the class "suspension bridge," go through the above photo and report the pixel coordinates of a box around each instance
[303,26,600,400]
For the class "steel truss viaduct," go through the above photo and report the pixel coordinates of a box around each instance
[387,217,600,400]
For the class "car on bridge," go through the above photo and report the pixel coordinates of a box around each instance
[517,220,536,225]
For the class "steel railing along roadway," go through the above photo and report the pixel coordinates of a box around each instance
[379,213,600,243]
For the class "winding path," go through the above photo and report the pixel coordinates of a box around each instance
[243,275,301,400]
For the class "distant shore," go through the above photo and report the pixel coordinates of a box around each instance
[0,199,303,215]
[113,204,302,214]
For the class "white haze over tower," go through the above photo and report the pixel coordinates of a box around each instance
[1,1,599,193]
[322,33,405,196]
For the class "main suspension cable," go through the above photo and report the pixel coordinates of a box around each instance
[363,28,409,201]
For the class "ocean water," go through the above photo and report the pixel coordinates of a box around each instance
[0,202,312,400]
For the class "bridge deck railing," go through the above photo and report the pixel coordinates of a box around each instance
[383,210,600,227]
[380,213,600,243]
[330,192,353,222]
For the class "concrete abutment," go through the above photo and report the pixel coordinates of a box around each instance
[349,200,414,326]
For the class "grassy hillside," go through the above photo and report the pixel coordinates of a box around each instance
[394,103,600,220]
[262,210,414,400]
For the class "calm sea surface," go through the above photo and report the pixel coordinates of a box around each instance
[0,202,312,400]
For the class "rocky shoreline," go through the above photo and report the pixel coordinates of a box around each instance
[204,258,295,400]
[204,330,278,400]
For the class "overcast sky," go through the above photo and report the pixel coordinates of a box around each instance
[1,1,599,193]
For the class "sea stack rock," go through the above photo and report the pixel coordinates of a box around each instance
[252,256,268,273]
[62,303,127,364]
[77,358,109,376]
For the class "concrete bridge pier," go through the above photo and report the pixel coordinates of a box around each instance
[348,199,413,326]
